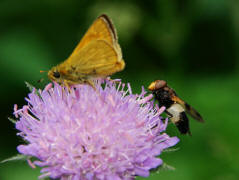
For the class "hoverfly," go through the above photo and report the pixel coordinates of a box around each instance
[148,80,204,135]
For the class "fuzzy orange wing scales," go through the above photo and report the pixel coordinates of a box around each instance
[63,40,124,76]
[70,15,116,58]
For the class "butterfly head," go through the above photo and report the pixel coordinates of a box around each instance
[48,66,63,83]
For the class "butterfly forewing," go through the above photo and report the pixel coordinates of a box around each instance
[69,15,118,59]
[62,40,124,76]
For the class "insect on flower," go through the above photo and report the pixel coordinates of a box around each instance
[148,80,204,135]
[47,14,125,88]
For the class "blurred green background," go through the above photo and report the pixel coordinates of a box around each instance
[1,0,239,179]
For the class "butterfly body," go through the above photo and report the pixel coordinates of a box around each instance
[148,80,204,135]
[48,14,125,87]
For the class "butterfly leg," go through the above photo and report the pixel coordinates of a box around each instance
[62,80,73,93]
[105,77,122,85]
[84,80,96,91]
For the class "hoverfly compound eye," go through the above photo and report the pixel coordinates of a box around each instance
[148,80,167,91]
[53,71,60,78]
[155,80,167,89]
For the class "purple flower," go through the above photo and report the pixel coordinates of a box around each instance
[14,81,179,180]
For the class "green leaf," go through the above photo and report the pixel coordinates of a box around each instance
[162,147,180,153]
[8,117,17,124]
[150,162,175,174]
[25,81,36,92]
[25,81,42,99]
[161,162,175,171]
[1,154,29,164]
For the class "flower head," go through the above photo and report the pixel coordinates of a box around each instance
[14,81,179,180]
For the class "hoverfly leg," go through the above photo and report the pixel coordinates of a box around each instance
[165,110,173,118]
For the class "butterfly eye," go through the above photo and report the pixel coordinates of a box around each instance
[53,71,60,78]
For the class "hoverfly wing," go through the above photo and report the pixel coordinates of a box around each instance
[172,95,204,123]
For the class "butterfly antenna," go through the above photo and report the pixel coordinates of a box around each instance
[38,70,47,83]
[37,78,44,83]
